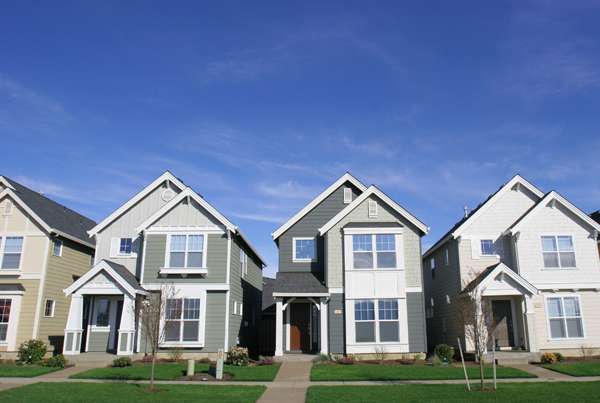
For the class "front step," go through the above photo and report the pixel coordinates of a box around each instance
[67,353,142,367]
[275,354,317,362]
[483,351,531,366]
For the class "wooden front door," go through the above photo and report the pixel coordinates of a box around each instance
[290,303,311,350]
[493,300,515,348]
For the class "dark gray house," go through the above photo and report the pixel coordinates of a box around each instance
[271,173,429,357]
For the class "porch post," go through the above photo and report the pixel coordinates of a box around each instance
[63,294,83,355]
[117,294,136,355]
[275,298,283,356]
[524,295,538,353]
[320,298,328,355]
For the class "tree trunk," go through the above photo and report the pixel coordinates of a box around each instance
[150,349,157,389]
[479,356,484,389]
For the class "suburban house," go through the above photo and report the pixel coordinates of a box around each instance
[0,176,96,357]
[63,171,266,359]
[423,174,600,360]
[271,173,429,357]
[591,210,600,259]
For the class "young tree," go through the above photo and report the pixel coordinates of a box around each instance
[136,281,180,390]
[452,270,497,389]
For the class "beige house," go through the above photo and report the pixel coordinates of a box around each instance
[0,176,95,357]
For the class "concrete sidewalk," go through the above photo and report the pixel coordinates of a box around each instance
[257,361,312,403]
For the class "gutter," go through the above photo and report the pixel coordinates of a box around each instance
[52,229,95,249]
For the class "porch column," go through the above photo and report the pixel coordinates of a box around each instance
[117,294,136,355]
[524,295,538,353]
[319,298,328,355]
[275,298,283,356]
[63,294,84,355]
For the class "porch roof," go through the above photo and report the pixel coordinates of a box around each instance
[272,272,329,297]
[462,262,539,296]
[64,260,147,297]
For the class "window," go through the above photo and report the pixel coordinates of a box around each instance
[353,234,396,269]
[430,258,435,279]
[53,239,63,257]
[239,303,243,316]
[90,252,95,266]
[169,235,204,268]
[44,300,55,317]
[110,237,137,258]
[547,296,584,339]
[165,298,200,342]
[480,240,494,256]
[354,299,399,343]
[368,201,378,217]
[343,188,352,204]
[542,236,576,268]
[96,300,110,327]
[232,300,238,315]
[240,248,247,277]
[293,238,316,261]
[0,299,10,341]
[1,237,23,270]
[445,249,449,265]
[120,238,132,255]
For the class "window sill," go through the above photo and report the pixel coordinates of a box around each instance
[542,267,578,270]
[162,342,204,348]
[0,269,22,276]
[292,259,317,263]
[159,267,208,278]
[547,337,586,342]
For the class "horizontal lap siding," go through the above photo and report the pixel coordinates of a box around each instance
[204,291,227,351]
[88,332,110,352]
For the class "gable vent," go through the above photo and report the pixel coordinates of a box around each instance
[4,200,12,215]
[368,201,378,217]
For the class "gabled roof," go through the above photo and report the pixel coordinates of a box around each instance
[462,263,539,296]
[272,272,329,296]
[271,173,367,240]
[504,190,600,236]
[64,259,147,297]
[88,171,186,236]
[318,185,429,235]
[134,187,268,267]
[0,176,96,248]
[423,174,544,259]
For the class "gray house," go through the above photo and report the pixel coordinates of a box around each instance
[271,173,429,357]
[63,172,266,358]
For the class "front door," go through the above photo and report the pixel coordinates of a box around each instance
[290,303,310,350]
[493,300,515,348]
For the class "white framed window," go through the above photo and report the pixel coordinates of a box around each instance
[354,299,399,343]
[0,299,11,341]
[232,300,238,315]
[168,235,205,268]
[480,240,494,256]
[293,237,316,262]
[110,237,137,258]
[445,249,449,265]
[96,300,110,327]
[546,296,584,339]
[120,238,132,254]
[1,237,23,270]
[368,201,378,217]
[165,298,201,343]
[430,257,435,279]
[53,239,63,257]
[239,303,243,316]
[542,236,576,268]
[343,188,352,204]
[240,248,248,277]
[44,300,55,317]
[353,234,396,269]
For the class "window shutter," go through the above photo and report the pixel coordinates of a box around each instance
[110,238,120,258]
[368,201,377,217]
[344,188,352,204]
[471,239,480,260]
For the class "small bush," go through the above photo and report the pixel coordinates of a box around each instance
[413,354,421,363]
[578,344,597,361]
[44,354,68,368]
[312,353,330,364]
[339,356,356,365]
[197,357,212,364]
[142,354,153,363]
[18,339,47,364]
[374,346,389,364]
[4,359,15,366]
[330,354,342,363]
[430,354,442,367]
[554,352,565,362]
[433,344,453,363]
[399,359,413,365]
[226,347,249,366]
[258,356,274,366]
[36,360,45,366]
[113,357,133,367]
[541,352,557,364]
[16,361,24,366]
[167,346,183,362]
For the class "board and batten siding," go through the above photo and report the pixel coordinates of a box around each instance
[328,294,344,354]
[407,292,426,352]
[278,182,362,274]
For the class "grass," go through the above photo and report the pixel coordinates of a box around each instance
[306,382,600,402]
[543,362,600,376]
[0,365,64,377]
[310,365,536,381]
[70,363,279,381]
[0,382,266,402]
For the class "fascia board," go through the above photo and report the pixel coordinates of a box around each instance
[235,226,268,267]
[422,234,452,259]
[272,292,331,297]
[88,171,186,236]
[64,260,143,297]
[475,263,539,296]
[0,189,52,233]
[51,229,95,249]
[271,173,367,240]
[0,177,15,190]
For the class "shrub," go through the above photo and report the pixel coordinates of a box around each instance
[4,359,15,366]
[167,346,183,362]
[554,352,565,362]
[339,356,356,365]
[18,339,47,364]
[197,357,212,364]
[374,346,389,364]
[413,354,421,363]
[142,354,153,363]
[44,354,68,368]
[16,361,24,366]
[541,352,557,364]
[226,347,249,366]
[578,344,597,361]
[433,344,453,363]
[113,357,133,367]
[312,353,330,364]
[429,354,442,367]
[259,356,275,366]
[399,359,413,365]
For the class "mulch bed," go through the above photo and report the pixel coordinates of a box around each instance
[173,372,235,381]
[534,355,600,366]
[316,359,492,368]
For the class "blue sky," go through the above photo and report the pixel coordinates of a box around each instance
[2,1,599,278]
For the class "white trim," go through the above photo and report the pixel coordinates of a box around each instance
[0,189,52,233]
[329,287,344,294]
[142,283,230,291]
[64,260,147,297]
[0,294,22,349]
[292,237,317,263]
[0,270,22,276]
[368,200,378,217]
[88,171,186,236]
[52,238,63,257]
[464,262,539,296]
[44,299,56,317]
[163,233,209,273]
[273,292,331,297]
[224,290,230,350]
[159,267,208,277]
[544,294,586,340]
[51,229,95,248]
[406,286,423,293]
[32,233,51,338]
[535,283,600,290]
[272,173,367,240]
[0,177,16,190]
[234,227,267,267]
[162,292,207,347]
[319,186,429,236]
[343,227,403,235]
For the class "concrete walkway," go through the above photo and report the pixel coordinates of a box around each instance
[257,361,312,403]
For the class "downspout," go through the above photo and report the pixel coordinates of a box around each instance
[224,230,232,351]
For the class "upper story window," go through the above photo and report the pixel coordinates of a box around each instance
[293,238,316,262]
[445,249,449,265]
[547,296,584,339]
[169,235,204,268]
[165,298,200,343]
[120,238,132,255]
[110,238,136,258]
[430,257,435,279]
[542,236,576,268]
[480,240,494,256]
[240,248,248,277]
[353,234,396,269]
[1,237,24,270]
[44,300,55,317]
[53,239,63,257]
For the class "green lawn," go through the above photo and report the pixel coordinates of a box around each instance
[0,382,266,402]
[310,365,536,381]
[70,363,279,381]
[306,382,600,402]
[0,365,64,377]
[543,362,600,376]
